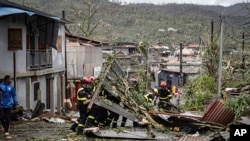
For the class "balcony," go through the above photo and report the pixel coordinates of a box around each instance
[26,49,52,70]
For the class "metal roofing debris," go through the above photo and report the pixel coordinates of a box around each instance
[88,128,175,140]
[94,99,139,122]
[178,134,212,141]
[201,100,235,126]
[237,116,250,125]
[0,1,66,23]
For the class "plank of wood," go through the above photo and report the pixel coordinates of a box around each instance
[87,60,114,111]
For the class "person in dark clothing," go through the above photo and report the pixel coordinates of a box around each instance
[144,92,155,103]
[156,81,172,108]
[0,75,19,137]
[84,88,109,128]
[70,77,92,135]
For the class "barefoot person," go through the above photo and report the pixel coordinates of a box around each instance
[0,75,19,137]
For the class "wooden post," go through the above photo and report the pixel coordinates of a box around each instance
[87,60,114,111]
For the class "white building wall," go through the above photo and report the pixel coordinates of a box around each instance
[16,79,27,108]
[52,25,66,69]
[84,46,102,76]
[67,46,86,78]
[0,15,27,74]
[67,45,103,78]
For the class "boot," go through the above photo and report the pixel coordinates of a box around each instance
[76,126,83,135]
[70,123,78,132]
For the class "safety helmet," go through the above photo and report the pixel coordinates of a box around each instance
[160,81,167,87]
[81,76,91,84]
[153,88,158,95]
[90,76,96,81]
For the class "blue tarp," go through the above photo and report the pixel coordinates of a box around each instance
[0,7,61,21]
[0,7,34,16]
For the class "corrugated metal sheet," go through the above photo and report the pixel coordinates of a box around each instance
[201,100,235,126]
[178,134,211,141]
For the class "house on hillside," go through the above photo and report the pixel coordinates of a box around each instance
[0,0,68,113]
[112,42,137,55]
[185,43,207,55]
[154,67,200,88]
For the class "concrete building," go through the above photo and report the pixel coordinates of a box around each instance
[0,1,67,113]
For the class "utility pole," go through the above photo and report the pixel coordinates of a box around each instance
[180,43,183,86]
[211,20,214,43]
[242,32,245,68]
[242,32,245,78]
[217,17,224,98]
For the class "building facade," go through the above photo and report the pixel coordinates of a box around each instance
[0,1,67,113]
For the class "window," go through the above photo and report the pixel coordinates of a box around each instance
[34,82,40,101]
[8,28,22,50]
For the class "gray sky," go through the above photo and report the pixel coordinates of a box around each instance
[114,0,247,7]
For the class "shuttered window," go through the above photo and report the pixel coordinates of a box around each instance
[8,28,22,50]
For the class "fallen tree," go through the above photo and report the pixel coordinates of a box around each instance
[87,55,163,131]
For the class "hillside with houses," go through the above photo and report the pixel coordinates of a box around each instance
[0,0,250,140]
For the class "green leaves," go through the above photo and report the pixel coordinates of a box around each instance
[183,74,216,112]
[224,94,250,121]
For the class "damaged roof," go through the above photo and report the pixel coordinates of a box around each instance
[0,0,68,23]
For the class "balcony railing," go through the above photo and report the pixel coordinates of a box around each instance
[26,49,52,70]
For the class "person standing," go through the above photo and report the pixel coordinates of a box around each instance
[155,81,172,108]
[0,75,19,137]
[70,76,92,135]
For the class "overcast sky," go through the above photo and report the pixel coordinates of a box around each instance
[114,0,248,7]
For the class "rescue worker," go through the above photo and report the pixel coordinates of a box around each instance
[156,81,172,108]
[144,92,154,103]
[70,76,92,135]
[152,88,159,105]
[84,88,109,128]
[172,86,181,106]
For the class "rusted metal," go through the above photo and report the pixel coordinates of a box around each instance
[201,100,235,126]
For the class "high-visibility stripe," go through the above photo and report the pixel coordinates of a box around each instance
[78,124,84,127]
[92,86,96,92]
[88,115,95,119]
[159,97,169,100]
[77,88,84,93]
[77,87,87,101]
[77,97,87,101]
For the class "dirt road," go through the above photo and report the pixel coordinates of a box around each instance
[0,120,85,141]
